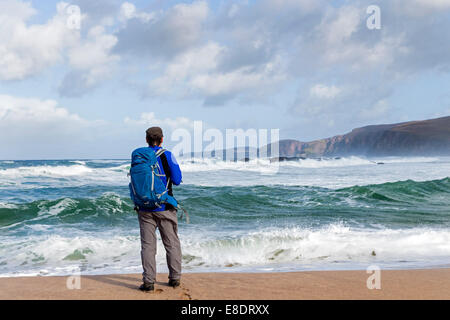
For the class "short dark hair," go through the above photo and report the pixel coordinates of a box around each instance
[146,127,163,146]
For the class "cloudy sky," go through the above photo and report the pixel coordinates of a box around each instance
[1,0,450,159]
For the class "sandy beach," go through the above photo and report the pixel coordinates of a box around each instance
[0,269,449,300]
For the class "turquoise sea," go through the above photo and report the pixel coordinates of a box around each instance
[0,156,449,276]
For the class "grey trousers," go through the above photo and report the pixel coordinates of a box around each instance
[138,209,182,284]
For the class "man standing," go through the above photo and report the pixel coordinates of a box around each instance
[138,127,183,292]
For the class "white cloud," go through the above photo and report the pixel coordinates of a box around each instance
[0,94,109,158]
[148,42,286,104]
[124,112,194,131]
[397,0,450,17]
[412,0,450,10]
[310,84,341,99]
[314,5,410,71]
[149,42,223,95]
[115,0,209,58]
[0,94,98,147]
[119,2,154,22]
[0,1,119,95]
[68,26,118,71]
[359,99,390,120]
[0,1,79,81]
[165,1,209,40]
[191,55,286,98]
[0,94,85,125]
[0,0,36,20]
[293,80,393,122]
[319,6,361,45]
[227,3,239,18]
[59,26,120,96]
[265,0,323,11]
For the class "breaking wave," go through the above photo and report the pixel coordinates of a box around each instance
[1,224,449,277]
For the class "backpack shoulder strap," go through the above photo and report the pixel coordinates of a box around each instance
[155,148,166,158]
[159,152,173,197]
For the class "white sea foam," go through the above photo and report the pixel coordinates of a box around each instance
[182,156,450,188]
[70,160,86,165]
[181,225,450,270]
[179,157,278,174]
[0,165,93,177]
[37,198,78,216]
[177,156,441,171]
[0,163,130,188]
[0,157,448,190]
[177,156,374,172]
[1,224,449,277]
[0,202,18,209]
[0,233,142,277]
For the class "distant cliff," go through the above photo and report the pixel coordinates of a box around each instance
[277,116,450,157]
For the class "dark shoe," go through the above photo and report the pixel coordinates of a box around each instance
[139,282,154,292]
[168,279,180,288]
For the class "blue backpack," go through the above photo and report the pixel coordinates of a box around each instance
[128,147,178,211]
